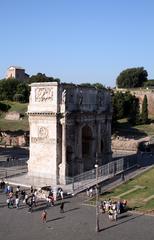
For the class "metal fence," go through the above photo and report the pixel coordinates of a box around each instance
[0,153,139,193]
[71,158,125,193]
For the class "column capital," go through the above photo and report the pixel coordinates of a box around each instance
[60,118,66,125]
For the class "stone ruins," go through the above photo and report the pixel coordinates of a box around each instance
[27,82,112,184]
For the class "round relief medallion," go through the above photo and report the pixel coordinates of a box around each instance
[38,127,48,138]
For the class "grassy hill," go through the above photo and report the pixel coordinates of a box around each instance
[0,101,29,132]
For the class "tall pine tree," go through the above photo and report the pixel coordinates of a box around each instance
[141,95,148,124]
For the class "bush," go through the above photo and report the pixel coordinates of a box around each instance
[13,94,25,103]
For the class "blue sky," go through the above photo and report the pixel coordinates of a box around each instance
[0,0,154,87]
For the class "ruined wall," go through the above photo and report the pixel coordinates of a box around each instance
[5,111,21,120]
[0,131,29,147]
[116,88,154,115]
[130,89,154,115]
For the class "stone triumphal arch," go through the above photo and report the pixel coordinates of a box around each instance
[27,82,112,184]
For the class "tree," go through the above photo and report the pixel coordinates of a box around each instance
[144,79,154,87]
[0,79,19,101]
[16,83,30,102]
[0,102,10,112]
[112,91,141,128]
[128,97,140,125]
[28,73,60,83]
[13,94,25,103]
[92,83,106,89]
[112,91,125,120]
[116,67,148,88]
[141,95,148,124]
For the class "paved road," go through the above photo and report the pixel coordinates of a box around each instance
[0,191,154,240]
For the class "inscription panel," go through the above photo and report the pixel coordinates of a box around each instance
[31,137,56,144]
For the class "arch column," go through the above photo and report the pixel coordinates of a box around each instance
[59,117,67,184]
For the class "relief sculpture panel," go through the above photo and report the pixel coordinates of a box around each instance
[35,87,54,102]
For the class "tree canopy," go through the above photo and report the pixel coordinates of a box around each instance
[116,67,148,88]
[0,73,61,103]
[28,73,60,84]
[112,91,141,128]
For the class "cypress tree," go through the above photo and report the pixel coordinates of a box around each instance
[128,97,140,125]
[141,95,148,124]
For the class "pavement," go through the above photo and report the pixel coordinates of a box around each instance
[1,188,154,240]
[1,149,154,240]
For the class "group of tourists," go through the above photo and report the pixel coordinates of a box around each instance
[99,198,128,221]
[4,184,32,210]
[0,179,65,223]
[86,187,97,197]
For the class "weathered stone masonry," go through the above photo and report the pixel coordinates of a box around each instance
[27,82,112,184]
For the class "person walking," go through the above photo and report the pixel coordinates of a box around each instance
[15,197,20,209]
[41,210,47,223]
[60,201,64,213]
[6,198,10,208]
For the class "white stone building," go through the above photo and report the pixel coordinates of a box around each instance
[27,82,112,184]
[6,66,29,80]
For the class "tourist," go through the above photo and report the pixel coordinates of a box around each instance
[108,206,113,220]
[15,197,20,209]
[15,191,19,199]
[60,189,64,200]
[16,186,20,194]
[117,200,121,214]
[30,186,34,193]
[99,201,105,214]
[112,202,118,221]
[7,185,11,194]
[28,198,33,213]
[89,188,93,197]
[32,194,36,207]
[10,197,14,208]
[25,192,28,204]
[6,198,10,208]
[41,210,47,223]
[60,201,64,213]
[21,190,26,202]
[86,188,90,197]
[0,179,5,190]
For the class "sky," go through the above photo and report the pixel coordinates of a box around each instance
[0,0,154,87]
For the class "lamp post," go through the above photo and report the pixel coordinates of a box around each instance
[95,153,99,232]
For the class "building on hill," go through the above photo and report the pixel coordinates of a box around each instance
[27,82,112,184]
[6,66,29,81]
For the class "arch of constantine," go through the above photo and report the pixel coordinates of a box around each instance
[27,82,112,184]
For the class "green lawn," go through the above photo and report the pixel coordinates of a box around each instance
[98,167,154,212]
[117,118,154,138]
[0,101,29,131]
[1,100,28,114]
[0,118,29,131]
